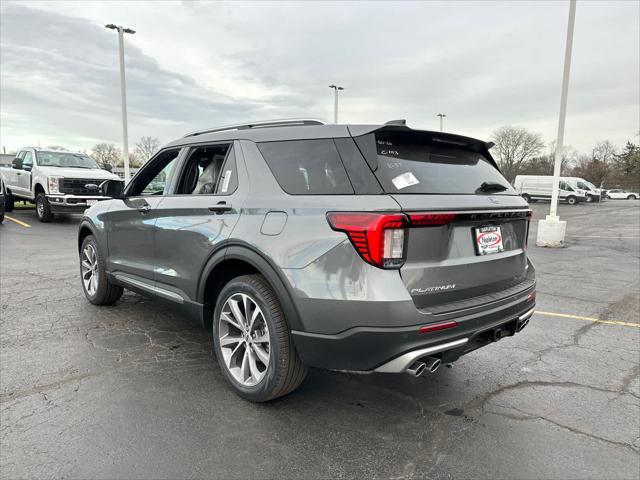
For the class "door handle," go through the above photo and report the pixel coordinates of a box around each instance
[208,201,232,214]
[137,203,151,214]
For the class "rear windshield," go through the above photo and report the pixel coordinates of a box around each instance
[257,139,353,195]
[371,132,514,195]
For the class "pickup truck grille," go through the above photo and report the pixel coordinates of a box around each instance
[59,178,104,195]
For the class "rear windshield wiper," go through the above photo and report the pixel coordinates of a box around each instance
[476,181,508,193]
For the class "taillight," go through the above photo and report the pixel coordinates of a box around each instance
[407,212,456,227]
[327,212,408,269]
[418,320,458,334]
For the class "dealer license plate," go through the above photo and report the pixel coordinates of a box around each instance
[475,226,504,255]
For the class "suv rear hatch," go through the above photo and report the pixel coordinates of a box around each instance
[351,126,532,311]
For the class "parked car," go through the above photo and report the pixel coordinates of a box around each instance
[78,119,536,402]
[606,189,639,200]
[513,175,585,205]
[0,177,5,224]
[0,148,121,222]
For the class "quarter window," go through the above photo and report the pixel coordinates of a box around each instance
[257,139,353,195]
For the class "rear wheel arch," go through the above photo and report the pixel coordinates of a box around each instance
[198,245,303,331]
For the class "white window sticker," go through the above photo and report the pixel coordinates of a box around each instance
[221,170,232,193]
[391,172,419,190]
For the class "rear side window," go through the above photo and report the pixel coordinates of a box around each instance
[257,139,354,195]
[359,132,514,195]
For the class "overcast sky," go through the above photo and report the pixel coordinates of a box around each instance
[1,0,638,154]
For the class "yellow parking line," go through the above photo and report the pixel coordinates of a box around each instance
[4,215,31,228]
[536,310,639,328]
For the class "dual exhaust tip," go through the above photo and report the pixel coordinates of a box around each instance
[406,356,441,377]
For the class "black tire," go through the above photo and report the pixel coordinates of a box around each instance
[212,274,307,402]
[567,196,577,205]
[35,193,54,222]
[5,194,14,212]
[521,193,531,203]
[0,211,4,223]
[80,235,123,305]
[627,195,637,200]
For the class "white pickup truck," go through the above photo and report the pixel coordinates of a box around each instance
[0,147,121,222]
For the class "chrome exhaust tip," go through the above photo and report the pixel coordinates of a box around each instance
[422,356,441,373]
[406,361,427,377]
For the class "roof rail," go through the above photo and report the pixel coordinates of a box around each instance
[183,118,328,138]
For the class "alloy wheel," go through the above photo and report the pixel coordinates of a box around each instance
[81,244,99,296]
[36,197,44,217]
[218,293,270,386]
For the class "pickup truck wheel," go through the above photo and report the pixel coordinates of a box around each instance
[213,274,307,402]
[80,235,123,305]
[36,193,53,222]
[5,194,14,212]
[566,195,577,205]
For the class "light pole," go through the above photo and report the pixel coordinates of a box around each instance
[328,85,344,124]
[436,113,446,132]
[536,0,576,247]
[105,24,135,183]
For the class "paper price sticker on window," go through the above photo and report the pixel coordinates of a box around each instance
[391,172,419,190]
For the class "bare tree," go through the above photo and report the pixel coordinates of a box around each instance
[490,126,545,182]
[90,143,121,168]
[134,136,161,164]
[591,140,616,165]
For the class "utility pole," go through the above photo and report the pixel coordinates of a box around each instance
[328,85,344,124]
[536,0,576,247]
[106,24,135,183]
[436,113,446,132]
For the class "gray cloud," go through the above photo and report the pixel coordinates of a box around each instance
[0,1,638,153]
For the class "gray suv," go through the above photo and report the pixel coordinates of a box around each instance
[78,119,536,402]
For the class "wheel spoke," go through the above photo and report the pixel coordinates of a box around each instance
[228,299,246,329]
[81,260,92,270]
[248,307,262,332]
[220,334,243,347]
[253,344,269,366]
[242,294,251,327]
[220,311,243,331]
[247,349,263,381]
[240,348,250,382]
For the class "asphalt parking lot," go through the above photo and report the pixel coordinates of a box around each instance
[1,200,639,479]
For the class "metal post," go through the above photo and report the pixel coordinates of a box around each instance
[117,28,130,183]
[437,113,446,132]
[328,85,344,124]
[106,24,135,183]
[549,0,576,219]
[536,0,576,247]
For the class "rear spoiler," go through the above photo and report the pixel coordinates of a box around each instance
[347,124,499,170]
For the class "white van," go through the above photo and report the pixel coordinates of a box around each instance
[513,175,586,205]
[564,177,604,203]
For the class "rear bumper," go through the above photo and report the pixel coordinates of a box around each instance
[46,194,110,213]
[291,290,536,371]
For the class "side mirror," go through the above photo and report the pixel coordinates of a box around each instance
[100,179,125,199]
[104,163,113,173]
[12,158,22,170]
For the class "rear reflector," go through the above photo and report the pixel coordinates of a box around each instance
[326,212,408,269]
[527,291,536,302]
[418,320,458,334]
[408,213,457,227]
